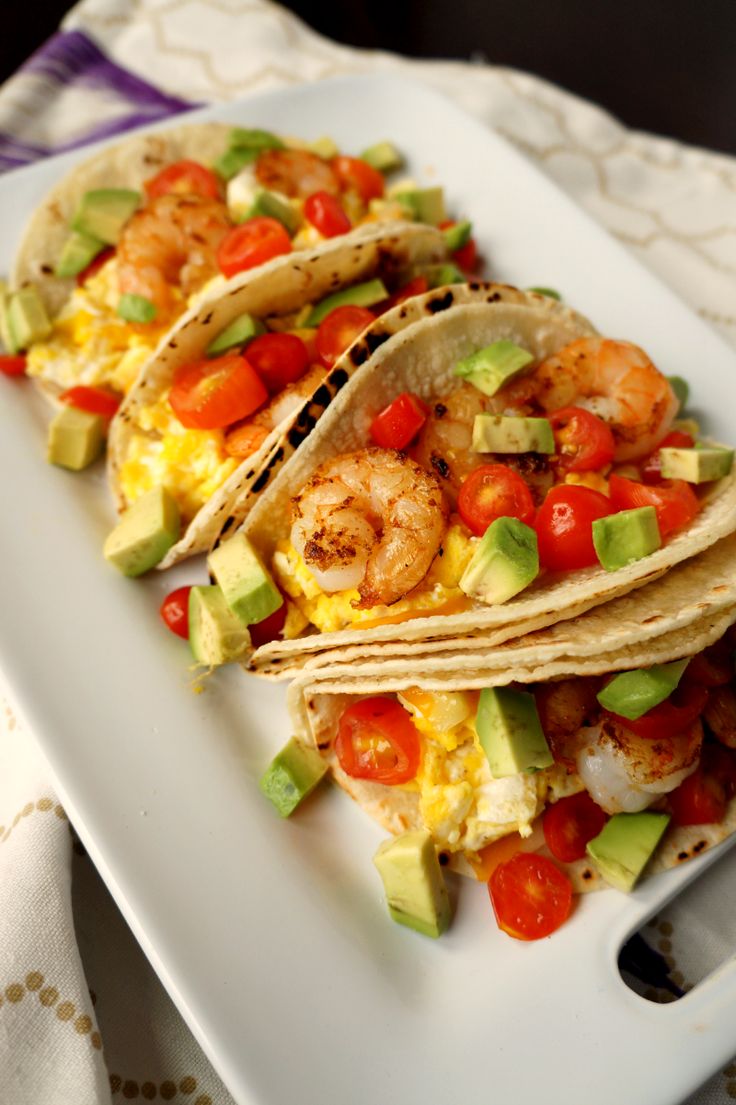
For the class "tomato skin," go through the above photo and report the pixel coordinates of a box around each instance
[641,430,695,484]
[145,160,221,200]
[331,156,384,202]
[608,474,699,539]
[605,682,709,741]
[304,191,351,238]
[315,305,375,368]
[76,246,115,286]
[335,697,420,785]
[382,275,429,311]
[60,385,120,419]
[457,464,535,536]
[0,355,27,377]
[248,595,287,647]
[160,586,192,639]
[244,332,309,393]
[488,852,573,941]
[216,217,292,278]
[542,792,607,862]
[549,406,616,473]
[453,237,478,273]
[534,485,613,571]
[667,765,726,826]
[169,354,268,430]
[370,392,428,450]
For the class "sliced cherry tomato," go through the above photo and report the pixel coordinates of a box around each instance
[549,406,616,473]
[304,191,351,238]
[216,217,292,279]
[382,275,429,311]
[59,385,120,419]
[0,355,27,377]
[606,682,709,741]
[76,246,115,287]
[335,697,420,785]
[223,421,270,459]
[370,392,428,450]
[244,332,309,393]
[667,765,726,826]
[453,236,478,273]
[686,639,735,688]
[641,430,695,484]
[315,305,375,368]
[248,595,287,648]
[160,585,192,640]
[608,474,699,539]
[145,159,221,200]
[488,852,573,941]
[169,353,268,430]
[331,156,384,203]
[534,485,613,571]
[457,464,535,536]
[542,792,607,863]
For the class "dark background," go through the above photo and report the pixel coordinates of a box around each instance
[3,0,736,155]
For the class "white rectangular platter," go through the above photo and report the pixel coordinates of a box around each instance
[1,74,736,1105]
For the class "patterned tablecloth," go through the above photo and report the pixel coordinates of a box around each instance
[1,2,736,1102]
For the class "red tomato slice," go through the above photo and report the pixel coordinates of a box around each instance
[244,332,309,393]
[331,156,384,202]
[145,160,221,200]
[315,305,375,368]
[457,464,535,536]
[488,852,573,941]
[76,246,115,287]
[304,191,351,238]
[335,697,420,785]
[667,765,726,826]
[606,682,709,741]
[534,485,613,571]
[542,792,607,862]
[370,392,428,450]
[382,275,429,311]
[248,594,287,648]
[641,430,695,484]
[169,354,268,430]
[549,406,616,473]
[453,236,478,273]
[608,474,699,539]
[216,217,292,279]
[60,385,121,419]
[160,585,192,640]
[0,355,27,377]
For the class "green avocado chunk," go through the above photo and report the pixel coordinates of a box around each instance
[476,687,553,778]
[305,278,388,326]
[667,375,689,411]
[394,186,446,225]
[103,486,180,577]
[207,533,283,625]
[596,659,690,720]
[214,145,260,181]
[309,136,340,160]
[426,262,466,288]
[47,407,106,471]
[241,188,300,235]
[592,506,661,572]
[472,414,555,454]
[229,127,285,152]
[359,141,403,173]
[71,189,140,245]
[660,445,734,483]
[7,285,52,350]
[442,220,472,253]
[586,811,671,892]
[206,312,265,356]
[454,340,534,397]
[526,286,562,301]
[54,232,105,279]
[0,282,17,353]
[117,294,157,324]
[373,830,451,938]
[460,516,539,605]
[259,737,328,817]
[188,585,252,666]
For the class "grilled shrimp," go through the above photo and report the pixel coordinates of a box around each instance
[536,677,603,770]
[117,193,232,313]
[255,149,339,199]
[290,447,448,607]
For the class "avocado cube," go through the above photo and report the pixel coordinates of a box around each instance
[309,136,340,160]
[660,445,734,483]
[373,830,451,938]
[7,286,52,349]
[476,687,552,778]
[47,407,106,471]
[54,232,105,279]
[592,506,661,572]
[425,262,466,288]
[442,220,472,253]
[667,375,689,411]
[214,145,259,181]
[242,188,300,235]
[460,516,539,606]
[207,533,282,625]
[472,414,555,454]
[526,286,562,301]
[393,186,447,226]
[229,127,285,152]
[0,281,19,354]
[454,341,535,397]
[360,141,403,173]
[71,189,140,245]
[103,486,180,577]
[596,660,689,720]
[206,312,265,357]
[259,737,328,817]
[305,278,389,326]
[586,811,671,892]
[188,585,252,666]
[117,293,157,324]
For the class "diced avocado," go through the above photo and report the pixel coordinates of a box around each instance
[586,811,671,892]
[454,340,534,397]
[472,414,555,454]
[188,585,251,666]
[592,506,661,572]
[526,286,562,300]
[0,281,19,354]
[394,186,446,226]
[207,533,282,625]
[305,278,389,326]
[373,830,451,938]
[459,516,539,605]
[596,659,689,720]
[206,312,265,356]
[442,220,472,253]
[309,136,340,160]
[660,445,734,483]
[229,127,285,152]
[242,188,300,235]
[103,485,180,577]
[259,737,328,817]
[117,294,157,324]
[360,141,403,173]
[667,375,689,411]
[54,232,105,279]
[7,286,52,350]
[476,687,553,777]
[71,189,140,245]
[47,407,106,471]
[214,145,259,181]
[426,262,466,288]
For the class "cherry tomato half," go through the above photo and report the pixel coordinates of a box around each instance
[0,355,27,377]
[641,430,695,484]
[608,474,700,539]
[605,682,709,741]
[370,392,428,450]
[315,305,375,368]
[453,236,478,273]
[169,354,268,430]
[667,765,726,827]
[331,156,384,202]
[245,332,309,393]
[335,697,420,785]
[382,275,429,311]
[457,464,535,536]
[542,792,607,863]
[76,246,115,287]
[145,160,221,200]
[248,595,287,648]
[216,217,292,279]
[160,585,192,639]
[549,406,616,473]
[60,385,121,419]
[304,191,351,238]
[534,485,613,571]
[488,852,573,941]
